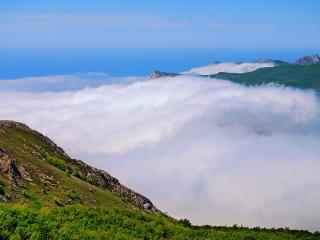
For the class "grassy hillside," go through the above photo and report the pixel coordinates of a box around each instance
[0,120,319,239]
[0,121,132,210]
[211,64,320,90]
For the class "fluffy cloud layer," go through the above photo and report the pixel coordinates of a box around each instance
[1,75,320,231]
[184,61,275,75]
[0,73,144,92]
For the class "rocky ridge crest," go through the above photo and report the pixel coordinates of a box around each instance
[0,120,160,214]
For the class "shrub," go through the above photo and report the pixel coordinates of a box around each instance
[46,156,69,172]
[73,170,88,182]
[178,218,192,227]
[0,205,319,240]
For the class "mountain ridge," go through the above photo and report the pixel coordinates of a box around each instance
[0,120,160,213]
[150,54,320,90]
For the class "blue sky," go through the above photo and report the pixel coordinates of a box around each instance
[1,0,319,49]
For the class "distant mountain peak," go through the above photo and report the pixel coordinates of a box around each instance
[295,54,320,65]
[150,70,179,79]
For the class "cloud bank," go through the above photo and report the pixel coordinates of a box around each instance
[184,61,275,75]
[0,73,145,92]
[1,75,320,231]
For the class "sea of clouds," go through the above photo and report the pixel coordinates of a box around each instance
[0,73,320,231]
[184,61,275,75]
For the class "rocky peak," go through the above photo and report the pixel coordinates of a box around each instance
[295,54,320,65]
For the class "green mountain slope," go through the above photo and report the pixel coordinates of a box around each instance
[0,120,319,239]
[211,64,320,90]
[0,120,159,212]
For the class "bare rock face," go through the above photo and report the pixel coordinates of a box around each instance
[0,148,21,183]
[295,54,320,65]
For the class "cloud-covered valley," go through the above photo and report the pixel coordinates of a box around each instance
[1,75,320,231]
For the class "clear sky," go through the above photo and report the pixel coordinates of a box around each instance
[1,0,319,49]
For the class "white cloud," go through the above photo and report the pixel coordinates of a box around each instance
[0,73,145,92]
[0,75,320,231]
[184,61,276,75]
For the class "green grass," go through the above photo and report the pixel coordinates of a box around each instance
[0,124,131,210]
[212,64,320,90]
[0,205,319,240]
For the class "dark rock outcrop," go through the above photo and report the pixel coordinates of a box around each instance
[295,54,320,65]
[150,70,180,79]
[71,159,161,214]
[0,148,21,183]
